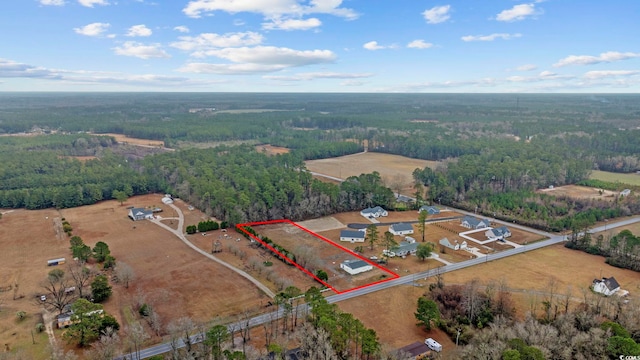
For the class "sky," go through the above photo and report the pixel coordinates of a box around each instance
[1,0,640,92]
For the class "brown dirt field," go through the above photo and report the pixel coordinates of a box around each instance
[305,152,440,196]
[255,144,291,155]
[99,133,165,147]
[537,184,617,199]
[338,242,640,358]
[443,244,640,300]
[253,223,393,293]
[187,231,320,295]
[0,195,273,358]
[337,285,455,351]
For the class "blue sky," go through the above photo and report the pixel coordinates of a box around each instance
[1,0,639,92]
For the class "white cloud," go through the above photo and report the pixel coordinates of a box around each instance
[0,58,224,88]
[171,32,264,55]
[584,70,639,79]
[496,3,541,22]
[263,72,373,81]
[74,23,111,37]
[40,0,65,6]
[126,25,153,37]
[516,64,537,71]
[78,0,109,7]
[407,40,433,49]
[262,17,321,31]
[204,46,335,65]
[233,19,246,26]
[178,63,290,74]
[461,33,522,42]
[178,46,336,74]
[183,0,358,20]
[341,80,364,86]
[113,42,170,59]
[554,51,640,67]
[506,70,574,82]
[363,41,385,50]
[174,26,190,33]
[422,5,451,24]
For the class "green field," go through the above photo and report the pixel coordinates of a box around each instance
[590,170,640,186]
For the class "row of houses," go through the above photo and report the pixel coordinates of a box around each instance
[339,223,415,243]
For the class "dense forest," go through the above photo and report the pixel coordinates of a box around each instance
[1,93,640,230]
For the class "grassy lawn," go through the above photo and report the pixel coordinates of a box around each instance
[590,170,640,186]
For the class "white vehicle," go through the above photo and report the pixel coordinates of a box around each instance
[382,249,396,258]
[40,295,47,301]
[425,338,442,352]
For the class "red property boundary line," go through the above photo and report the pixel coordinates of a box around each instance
[236,219,399,294]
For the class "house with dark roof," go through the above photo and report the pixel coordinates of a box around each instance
[390,223,414,236]
[592,277,621,296]
[393,237,419,257]
[339,229,366,243]
[461,215,489,229]
[128,207,154,221]
[418,205,440,215]
[485,226,512,240]
[340,259,373,275]
[360,206,388,219]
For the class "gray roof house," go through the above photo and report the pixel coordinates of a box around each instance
[418,205,440,215]
[461,215,490,229]
[128,208,154,221]
[485,226,512,240]
[389,223,414,235]
[340,259,373,275]
[339,230,366,243]
[393,237,419,257]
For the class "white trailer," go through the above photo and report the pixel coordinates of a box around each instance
[425,338,442,352]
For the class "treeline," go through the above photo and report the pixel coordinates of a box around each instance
[142,145,394,224]
[566,229,640,272]
[408,137,617,231]
[0,136,154,209]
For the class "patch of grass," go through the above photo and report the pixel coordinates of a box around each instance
[590,170,640,186]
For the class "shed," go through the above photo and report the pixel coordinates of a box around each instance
[340,259,373,275]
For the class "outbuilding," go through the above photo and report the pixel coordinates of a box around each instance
[340,259,373,275]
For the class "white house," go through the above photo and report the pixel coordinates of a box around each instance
[418,205,440,215]
[339,229,366,243]
[340,259,373,275]
[360,206,388,219]
[128,208,154,221]
[485,226,512,241]
[620,189,631,197]
[592,277,620,296]
[389,223,414,236]
[439,237,467,251]
[461,215,490,229]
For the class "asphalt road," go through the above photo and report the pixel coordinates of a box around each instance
[119,214,640,359]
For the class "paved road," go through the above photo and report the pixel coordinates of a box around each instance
[122,213,640,359]
[124,184,640,359]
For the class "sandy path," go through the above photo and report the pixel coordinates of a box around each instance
[150,203,276,299]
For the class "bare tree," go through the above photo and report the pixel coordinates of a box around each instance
[114,262,135,289]
[297,323,338,360]
[167,317,202,360]
[41,269,76,314]
[68,261,94,299]
[84,327,120,360]
[124,321,149,360]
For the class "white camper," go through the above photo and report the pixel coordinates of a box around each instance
[425,338,442,352]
